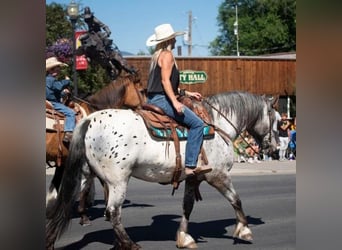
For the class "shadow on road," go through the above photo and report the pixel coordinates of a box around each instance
[59,214,264,249]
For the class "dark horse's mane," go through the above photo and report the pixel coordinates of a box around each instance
[85,75,138,112]
[205,91,268,139]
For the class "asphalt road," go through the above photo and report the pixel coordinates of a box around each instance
[46,160,296,250]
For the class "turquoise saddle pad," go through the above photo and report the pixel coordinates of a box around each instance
[150,125,214,140]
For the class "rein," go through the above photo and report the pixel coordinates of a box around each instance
[202,98,260,156]
[72,95,100,110]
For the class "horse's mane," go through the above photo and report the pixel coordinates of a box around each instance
[205,91,266,131]
[86,76,133,111]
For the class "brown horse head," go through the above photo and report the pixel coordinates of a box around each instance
[85,74,145,111]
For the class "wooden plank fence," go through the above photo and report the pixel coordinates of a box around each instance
[125,56,296,97]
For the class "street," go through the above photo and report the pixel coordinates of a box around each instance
[46,160,296,249]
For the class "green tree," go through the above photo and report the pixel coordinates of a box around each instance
[46,3,73,47]
[209,0,296,56]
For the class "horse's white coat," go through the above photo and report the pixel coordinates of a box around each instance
[84,109,232,184]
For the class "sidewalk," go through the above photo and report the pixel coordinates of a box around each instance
[46,160,296,176]
[230,159,296,175]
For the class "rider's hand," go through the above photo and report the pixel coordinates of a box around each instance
[65,76,70,80]
[173,100,185,114]
[63,88,71,94]
[187,91,202,101]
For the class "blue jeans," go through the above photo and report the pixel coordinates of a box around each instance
[147,94,204,167]
[50,101,76,132]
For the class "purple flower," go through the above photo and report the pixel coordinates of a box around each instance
[46,38,73,63]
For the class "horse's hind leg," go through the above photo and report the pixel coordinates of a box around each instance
[176,176,199,249]
[46,164,64,215]
[206,173,253,241]
[78,169,95,226]
[106,182,141,250]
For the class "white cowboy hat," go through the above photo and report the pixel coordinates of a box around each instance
[146,23,185,46]
[46,57,68,71]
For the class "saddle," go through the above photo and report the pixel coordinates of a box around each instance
[46,100,87,166]
[135,96,215,193]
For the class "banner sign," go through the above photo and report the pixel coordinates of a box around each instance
[75,31,88,70]
[180,70,207,84]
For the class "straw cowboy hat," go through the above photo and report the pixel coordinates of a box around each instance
[146,23,185,46]
[46,57,68,71]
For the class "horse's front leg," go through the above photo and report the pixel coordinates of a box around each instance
[206,172,253,242]
[176,176,198,249]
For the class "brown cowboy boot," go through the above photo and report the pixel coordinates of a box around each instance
[63,132,73,144]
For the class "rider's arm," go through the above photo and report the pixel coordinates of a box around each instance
[177,88,202,101]
[93,16,111,37]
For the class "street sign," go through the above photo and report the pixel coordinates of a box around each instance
[180,70,207,84]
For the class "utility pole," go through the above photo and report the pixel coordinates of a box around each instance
[234,4,240,56]
[188,10,192,56]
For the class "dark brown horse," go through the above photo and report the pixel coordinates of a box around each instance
[46,73,144,225]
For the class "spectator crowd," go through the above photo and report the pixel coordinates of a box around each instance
[233,114,296,163]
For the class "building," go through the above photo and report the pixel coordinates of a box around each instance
[126,54,296,117]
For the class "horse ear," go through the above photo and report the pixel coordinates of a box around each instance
[271,95,279,108]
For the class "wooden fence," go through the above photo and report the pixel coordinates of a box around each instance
[125,56,296,97]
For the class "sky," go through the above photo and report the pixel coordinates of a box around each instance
[46,0,224,56]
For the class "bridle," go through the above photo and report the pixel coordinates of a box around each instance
[202,98,273,157]
[201,99,257,154]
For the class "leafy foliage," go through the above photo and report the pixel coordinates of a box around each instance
[46,38,73,63]
[209,0,296,56]
[46,3,110,96]
[46,3,72,47]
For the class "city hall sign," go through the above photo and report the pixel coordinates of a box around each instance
[180,70,208,84]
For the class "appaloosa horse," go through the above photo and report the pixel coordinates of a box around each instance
[46,91,277,249]
[46,73,144,225]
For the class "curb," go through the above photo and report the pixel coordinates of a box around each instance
[46,160,296,176]
[230,160,296,175]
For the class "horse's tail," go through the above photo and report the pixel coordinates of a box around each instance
[46,118,91,249]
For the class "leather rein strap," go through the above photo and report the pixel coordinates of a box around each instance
[201,99,261,156]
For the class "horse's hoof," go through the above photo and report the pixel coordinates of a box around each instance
[240,233,253,242]
[176,231,198,249]
[79,218,91,226]
[233,222,253,242]
[104,210,110,221]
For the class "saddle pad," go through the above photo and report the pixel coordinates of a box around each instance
[151,125,214,140]
[46,117,64,132]
[136,109,215,141]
